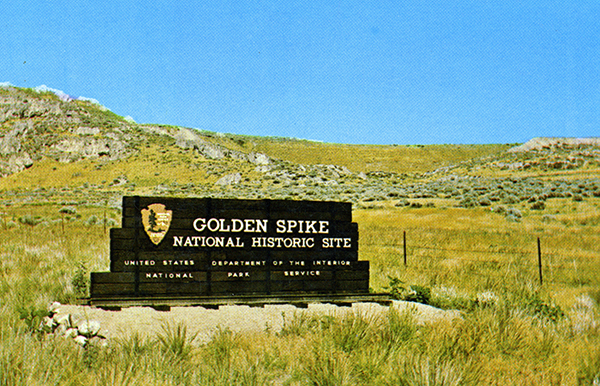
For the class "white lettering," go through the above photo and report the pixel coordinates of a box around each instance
[319,221,329,234]
[232,219,244,232]
[207,218,220,232]
[256,219,268,233]
[193,218,206,232]
[276,219,286,233]
[173,236,183,247]
[219,218,231,232]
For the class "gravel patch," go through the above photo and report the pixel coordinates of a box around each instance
[56,301,461,343]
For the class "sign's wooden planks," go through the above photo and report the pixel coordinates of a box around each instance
[90,196,370,300]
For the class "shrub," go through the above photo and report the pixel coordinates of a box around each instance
[431,286,474,310]
[104,218,119,227]
[458,195,477,208]
[17,304,55,335]
[541,214,556,223]
[71,263,89,297]
[505,214,521,222]
[395,199,410,207]
[387,278,433,305]
[59,206,77,215]
[527,297,565,323]
[503,194,520,204]
[506,207,522,218]
[475,291,500,308]
[19,215,43,226]
[530,200,546,210]
[386,276,407,300]
[86,215,98,226]
[492,205,507,214]
[405,285,432,305]
[478,197,492,207]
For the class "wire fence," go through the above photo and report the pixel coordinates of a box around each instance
[361,230,599,286]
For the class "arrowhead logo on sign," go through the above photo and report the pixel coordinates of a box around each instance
[141,203,172,245]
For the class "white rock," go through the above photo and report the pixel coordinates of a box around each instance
[215,173,242,186]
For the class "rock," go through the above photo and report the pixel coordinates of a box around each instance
[254,165,272,173]
[200,144,226,160]
[73,127,100,136]
[1,152,34,175]
[215,173,242,186]
[0,131,21,155]
[140,125,171,136]
[509,137,600,152]
[173,127,208,150]
[9,153,33,171]
[49,137,129,162]
[248,152,271,165]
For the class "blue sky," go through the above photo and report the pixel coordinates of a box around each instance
[1,1,598,144]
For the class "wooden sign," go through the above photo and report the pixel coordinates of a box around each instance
[90,196,370,300]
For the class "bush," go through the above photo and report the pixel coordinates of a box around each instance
[387,277,432,305]
[405,285,432,305]
[530,200,546,210]
[71,263,89,297]
[478,197,492,207]
[86,215,98,226]
[59,206,77,215]
[506,207,522,218]
[18,215,43,226]
[541,214,556,223]
[505,214,521,222]
[493,205,507,214]
[395,199,410,207]
[458,195,477,208]
[503,194,520,204]
[527,298,565,323]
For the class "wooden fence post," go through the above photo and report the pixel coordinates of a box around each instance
[403,230,407,267]
[537,237,543,285]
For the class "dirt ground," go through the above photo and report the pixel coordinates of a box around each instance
[56,301,461,343]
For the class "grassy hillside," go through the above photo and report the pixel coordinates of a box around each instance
[245,136,513,174]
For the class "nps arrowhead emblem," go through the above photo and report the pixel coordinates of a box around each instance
[141,203,172,245]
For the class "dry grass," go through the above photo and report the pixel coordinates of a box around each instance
[1,198,599,384]
[248,138,511,174]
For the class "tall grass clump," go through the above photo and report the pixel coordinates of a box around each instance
[156,321,198,361]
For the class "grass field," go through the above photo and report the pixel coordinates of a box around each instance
[1,197,598,385]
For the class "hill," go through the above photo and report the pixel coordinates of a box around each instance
[1,84,599,213]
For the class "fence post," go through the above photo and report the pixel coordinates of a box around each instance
[403,230,407,267]
[537,237,543,285]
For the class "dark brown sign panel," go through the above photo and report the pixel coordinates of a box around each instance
[91,196,370,299]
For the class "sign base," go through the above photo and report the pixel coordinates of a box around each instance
[86,293,393,311]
